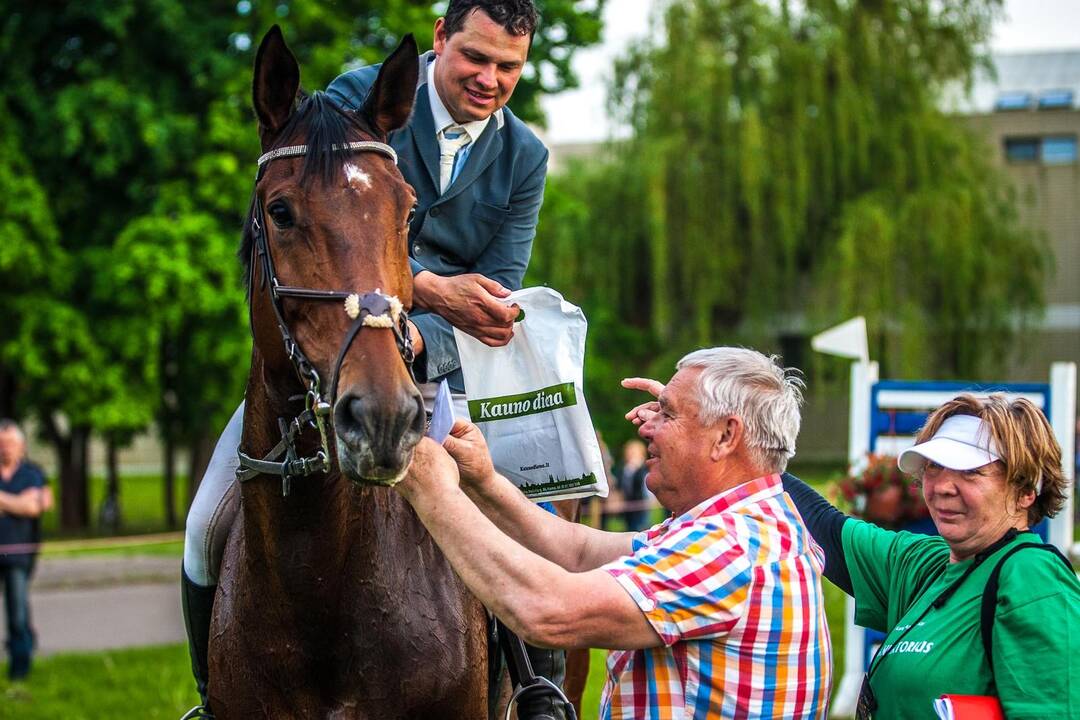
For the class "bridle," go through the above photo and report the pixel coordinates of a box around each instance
[237,140,415,495]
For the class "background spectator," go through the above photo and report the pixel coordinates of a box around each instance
[613,439,651,531]
[0,419,53,681]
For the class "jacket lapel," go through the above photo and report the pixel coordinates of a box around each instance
[439,118,502,203]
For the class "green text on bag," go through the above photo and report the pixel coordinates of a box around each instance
[469,382,578,422]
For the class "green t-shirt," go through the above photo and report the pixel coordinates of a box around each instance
[842,519,1079,720]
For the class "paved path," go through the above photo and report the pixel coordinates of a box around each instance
[27,555,186,657]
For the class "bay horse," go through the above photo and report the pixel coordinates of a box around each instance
[208,27,489,718]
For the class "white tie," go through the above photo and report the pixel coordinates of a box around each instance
[438,125,471,194]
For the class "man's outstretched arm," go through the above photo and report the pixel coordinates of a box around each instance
[442,420,633,573]
[397,437,662,651]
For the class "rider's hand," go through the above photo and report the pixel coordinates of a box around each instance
[442,420,496,490]
[413,271,518,347]
[407,320,425,356]
[399,437,459,500]
[622,377,664,426]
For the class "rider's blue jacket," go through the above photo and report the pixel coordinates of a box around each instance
[327,52,548,392]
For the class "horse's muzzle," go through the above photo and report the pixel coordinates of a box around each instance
[333,386,425,484]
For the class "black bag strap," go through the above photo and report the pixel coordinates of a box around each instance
[980,541,1072,674]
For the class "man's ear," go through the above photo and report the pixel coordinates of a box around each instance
[709,416,742,462]
[432,17,448,56]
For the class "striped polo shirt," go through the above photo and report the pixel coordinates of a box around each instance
[600,473,832,719]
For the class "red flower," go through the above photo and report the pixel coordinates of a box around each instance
[828,454,929,529]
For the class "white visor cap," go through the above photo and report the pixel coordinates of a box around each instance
[897,414,1001,474]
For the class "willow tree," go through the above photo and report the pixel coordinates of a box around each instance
[541,0,1045,394]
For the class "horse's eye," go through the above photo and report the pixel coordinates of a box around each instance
[268,200,294,229]
[407,204,417,225]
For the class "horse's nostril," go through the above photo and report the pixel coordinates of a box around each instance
[335,394,374,441]
[410,393,425,437]
[347,397,368,429]
[335,389,427,450]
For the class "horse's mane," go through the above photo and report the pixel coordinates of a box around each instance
[240,90,377,293]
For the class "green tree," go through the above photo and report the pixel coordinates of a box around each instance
[0,2,253,529]
[532,0,1046,448]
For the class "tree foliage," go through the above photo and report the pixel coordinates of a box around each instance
[533,0,1047,448]
[0,0,605,529]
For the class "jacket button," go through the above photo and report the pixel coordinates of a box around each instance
[429,206,441,217]
[413,245,422,255]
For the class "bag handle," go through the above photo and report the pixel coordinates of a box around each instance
[980,541,1072,675]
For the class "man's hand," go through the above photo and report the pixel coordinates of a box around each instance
[622,377,664,426]
[407,320,425,356]
[442,419,496,490]
[413,271,519,346]
[397,437,460,502]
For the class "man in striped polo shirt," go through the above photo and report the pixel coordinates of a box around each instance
[397,347,832,719]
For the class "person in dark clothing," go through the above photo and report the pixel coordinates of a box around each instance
[612,439,651,531]
[0,419,52,681]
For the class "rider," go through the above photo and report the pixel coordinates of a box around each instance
[181,2,561,717]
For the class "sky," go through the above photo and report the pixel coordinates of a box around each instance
[540,0,1080,144]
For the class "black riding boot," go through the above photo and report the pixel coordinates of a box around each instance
[516,642,568,720]
[180,568,216,719]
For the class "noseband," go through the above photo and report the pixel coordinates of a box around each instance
[237,140,415,495]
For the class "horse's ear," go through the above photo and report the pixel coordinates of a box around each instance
[253,25,300,142]
[362,34,419,138]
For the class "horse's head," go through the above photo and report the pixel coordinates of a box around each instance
[247,26,423,485]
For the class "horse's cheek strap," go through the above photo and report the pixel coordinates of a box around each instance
[329,315,369,406]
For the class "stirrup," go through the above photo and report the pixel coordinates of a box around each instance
[180,705,215,720]
[506,677,576,720]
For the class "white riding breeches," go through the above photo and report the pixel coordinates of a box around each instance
[182,385,469,588]
[183,402,245,588]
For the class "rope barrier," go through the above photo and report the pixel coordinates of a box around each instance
[0,542,41,555]
[0,531,184,556]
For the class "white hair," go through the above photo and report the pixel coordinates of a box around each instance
[0,419,25,445]
[676,347,805,472]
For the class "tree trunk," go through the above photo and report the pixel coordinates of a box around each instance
[42,414,90,530]
[99,436,122,533]
[187,431,215,508]
[163,428,177,530]
[0,365,16,419]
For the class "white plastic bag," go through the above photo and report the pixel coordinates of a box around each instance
[454,287,608,502]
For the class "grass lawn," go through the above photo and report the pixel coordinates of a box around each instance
[40,473,192,540]
[3,644,598,719]
[41,536,184,559]
[0,644,197,720]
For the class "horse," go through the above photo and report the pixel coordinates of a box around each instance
[207,27,489,718]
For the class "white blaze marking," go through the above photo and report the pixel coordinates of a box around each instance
[345,162,372,190]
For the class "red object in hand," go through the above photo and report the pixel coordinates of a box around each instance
[935,694,1005,720]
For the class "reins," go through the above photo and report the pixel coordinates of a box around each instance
[237,139,415,495]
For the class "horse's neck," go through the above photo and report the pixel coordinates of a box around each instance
[239,353,352,572]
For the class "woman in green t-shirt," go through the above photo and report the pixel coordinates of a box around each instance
[783,394,1078,719]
